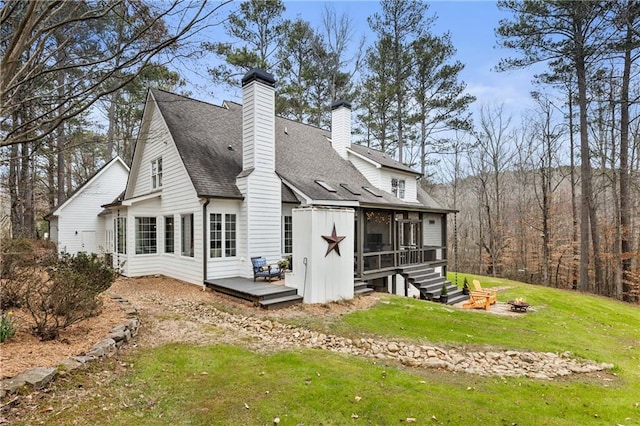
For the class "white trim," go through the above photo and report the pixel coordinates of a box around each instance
[346,148,382,169]
[51,156,129,216]
[122,191,161,206]
[309,199,360,207]
[279,177,312,205]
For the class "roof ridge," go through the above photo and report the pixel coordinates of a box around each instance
[150,88,228,111]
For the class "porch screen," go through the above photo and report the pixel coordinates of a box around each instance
[364,211,392,252]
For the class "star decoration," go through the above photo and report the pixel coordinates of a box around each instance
[322,224,346,257]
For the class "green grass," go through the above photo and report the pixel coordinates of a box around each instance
[10,275,640,425]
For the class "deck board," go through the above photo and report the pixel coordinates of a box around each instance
[204,277,298,303]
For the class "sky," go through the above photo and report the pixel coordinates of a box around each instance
[182,0,542,123]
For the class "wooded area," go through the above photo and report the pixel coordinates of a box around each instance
[1,0,638,301]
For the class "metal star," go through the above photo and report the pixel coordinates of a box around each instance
[322,224,346,257]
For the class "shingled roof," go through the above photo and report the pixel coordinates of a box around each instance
[348,143,419,175]
[149,89,444,211]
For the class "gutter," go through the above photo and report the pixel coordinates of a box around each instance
[202,198,210,283]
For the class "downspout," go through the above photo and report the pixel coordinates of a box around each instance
[202,198,210,283]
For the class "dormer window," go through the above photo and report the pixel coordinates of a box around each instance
[151,157,163,189]
[392,178,405,199]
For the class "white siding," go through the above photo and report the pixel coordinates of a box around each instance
[205,199,243,279]
[423,213,443,247]
[379,169,418,202]
[121,99,204,285]
[130,103,172,198]
[348,154,380,187]
[54,160,128,255]
[242,80,276,173]
[49,218,58,244]
[331,105,351,159]
[237,74,281,276]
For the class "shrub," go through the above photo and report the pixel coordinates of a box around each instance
[0,239,35,309]
[0,238,34,279]
[0,311,17,342]
[23,252,117,341]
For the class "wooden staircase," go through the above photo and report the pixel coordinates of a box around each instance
[354,278,374,296]
[398,264,468,305]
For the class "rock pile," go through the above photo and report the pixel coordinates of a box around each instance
[175,301,613,381]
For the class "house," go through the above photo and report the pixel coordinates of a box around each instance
[47,156,129,255]
[99,69,460,304]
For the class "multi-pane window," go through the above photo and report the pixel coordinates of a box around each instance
[181,213,194,257]
[210,213,222,258]
[283,216,292,254]
[391,178,405,199]
[135,217,157,254]
[164,216,174,254]
[225,214,236,257]
[209,213,237,258]
[151,157,163,189]
[115,217,126,254]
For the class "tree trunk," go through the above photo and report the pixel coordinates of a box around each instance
[569,87,579,290]
[620,4,635,302]
[576,50,592,292]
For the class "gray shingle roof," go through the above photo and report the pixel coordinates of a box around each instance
[150,89,442,211]
[348,143,419,175]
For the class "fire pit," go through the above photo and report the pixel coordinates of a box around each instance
[508,300,530,313]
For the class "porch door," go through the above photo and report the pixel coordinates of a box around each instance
[396,217,422,265]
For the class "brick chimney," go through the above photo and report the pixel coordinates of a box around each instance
[331,100,352,160]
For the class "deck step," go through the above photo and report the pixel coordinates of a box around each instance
[260,288,299,300]
[354,280,374,295]
[354,286,374,295]
[259,294,303,309]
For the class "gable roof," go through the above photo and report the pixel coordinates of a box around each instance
[147,89,443,211]
[46,156,129,218]
[150,89,244,199]
[348,143,420,175]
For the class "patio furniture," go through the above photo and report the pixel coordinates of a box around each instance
[463,291,491,311]
[472,279,497,305]
[251,256,282,282]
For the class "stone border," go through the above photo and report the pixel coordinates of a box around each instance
[0,294,140,399]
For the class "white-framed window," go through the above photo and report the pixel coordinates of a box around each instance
[283,215,292,254]
[210,213,236,258]
[115,217,126,254]
[164,216,174,254]
[151,157,163,189]
[135,217,157,254]
[181,213,194,257]
[391,178,405,199]
[105,229,114,254]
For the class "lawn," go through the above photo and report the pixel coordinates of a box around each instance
[9,275,640,425]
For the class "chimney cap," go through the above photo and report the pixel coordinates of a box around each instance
[331,99,352,110]
[242,68,276,87]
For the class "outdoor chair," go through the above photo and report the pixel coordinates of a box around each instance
[463,291,491,311]
[472,279,497,304]
[251,256,282,282]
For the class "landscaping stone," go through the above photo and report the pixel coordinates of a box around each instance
[1,293,140,398]
[17,367,57,389]
[172,301,615,380]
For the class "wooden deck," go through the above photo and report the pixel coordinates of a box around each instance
[204,277,303,309]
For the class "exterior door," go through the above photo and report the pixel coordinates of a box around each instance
[397,219,422,265]
[81,231,96,253]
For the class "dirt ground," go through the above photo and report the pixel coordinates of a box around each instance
[1,276,527,381]
[0,275,380,379]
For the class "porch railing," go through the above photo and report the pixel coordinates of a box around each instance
[360,246,446,273]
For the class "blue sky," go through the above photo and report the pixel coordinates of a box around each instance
[184,1,540,122]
